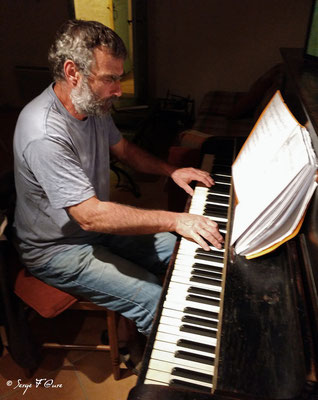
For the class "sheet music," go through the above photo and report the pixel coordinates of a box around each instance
[230,91,317,257]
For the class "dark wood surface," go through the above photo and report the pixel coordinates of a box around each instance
[216,244,307,399]
[128,49,318,400]
[281,48,318,363]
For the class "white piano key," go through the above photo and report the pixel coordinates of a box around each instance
[163,295,220,314]
[175,252,225,267]
[164,304,220,320]
[147,359,214,385]
[193,186,230,196]
[144,379,168,386]
[160,307,218,326]
[169,270,223,290]
[191,201,229,211]
[157,322,218,346]
[189,210,228,222]
[168,273,222,293]
[154,330,217,348]
[175,255,224,270]
[213,179,231,186]
[173,262,223,277]
[145,367,213,389]
[170,263,223,280]
[178,238,225,254]
[149,349,213,373]
[153,338,215,359]
[167,280,221,296]
[159,314,218,332]
[171,266,223,279]
[166,282,221,304]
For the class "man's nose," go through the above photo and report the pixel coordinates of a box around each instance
[112,81,122,97]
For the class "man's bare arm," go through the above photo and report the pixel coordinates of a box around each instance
[67,196,224,250]
[110,138,214,194]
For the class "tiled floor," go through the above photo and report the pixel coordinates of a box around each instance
[0,169,170,400]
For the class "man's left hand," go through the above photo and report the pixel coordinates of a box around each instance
[171,167,214,196]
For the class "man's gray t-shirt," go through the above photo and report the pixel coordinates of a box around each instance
[13,83,122,268]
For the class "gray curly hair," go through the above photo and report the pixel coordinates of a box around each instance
[48,19,127,82]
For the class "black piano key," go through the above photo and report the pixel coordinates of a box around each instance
[207,194,229,204]
[183,307,218,320]
[204,208,228,219]
[175,350,215,366]
[188,286,221,299]
[171,367,213,384]
[182,315,218,329]
[192,262,223,273]
[195,249,224,259]
[208,183,230,195]
[190,276,222,287]
[192,268,222,280]
[204,209,228,218]
[180,323,217,338]
[211,174,231,184]
[186,293,220,306]
[169,378,211,393]
[204,205,228,217]
[177,339,216,354]
[195,253,224,263]
[194,250,224,262]
[205,203,229,215]
[217,222,228,231]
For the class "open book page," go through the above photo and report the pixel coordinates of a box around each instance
[244,180,317,258]
[232,127,316,250]
[230,91,317,256]
[232,91,301,203]
[236,168,317,256]
[234,166,311,253]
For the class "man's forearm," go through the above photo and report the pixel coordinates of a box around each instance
[71,196,177,235]
[68,196,224,250]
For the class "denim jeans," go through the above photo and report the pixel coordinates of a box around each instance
[29,232,177,336]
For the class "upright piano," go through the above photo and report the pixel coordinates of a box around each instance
[127,49,318,400]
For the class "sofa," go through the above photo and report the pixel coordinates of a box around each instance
[166,63,286,212]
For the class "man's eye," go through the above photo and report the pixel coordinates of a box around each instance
[100,75,122,84]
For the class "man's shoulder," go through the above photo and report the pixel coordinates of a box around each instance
[15,85,68,143]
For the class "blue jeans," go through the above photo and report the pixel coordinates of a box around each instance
[29,232,176,336]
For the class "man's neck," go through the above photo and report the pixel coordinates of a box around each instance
[53,82,87,120]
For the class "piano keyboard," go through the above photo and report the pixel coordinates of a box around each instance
[143,156,233,393]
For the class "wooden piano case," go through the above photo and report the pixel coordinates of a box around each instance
[127,49,318,400]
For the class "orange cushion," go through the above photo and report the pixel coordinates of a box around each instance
[14,268,78,318]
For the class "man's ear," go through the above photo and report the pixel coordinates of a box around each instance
[64,60,80,86]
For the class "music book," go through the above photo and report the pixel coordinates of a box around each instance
[230,90,317,259]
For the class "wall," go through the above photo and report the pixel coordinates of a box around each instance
[0,0,313,110]
[147,0,313,111]
[0,0,70,108]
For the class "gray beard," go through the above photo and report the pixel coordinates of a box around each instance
[70,78,115,117]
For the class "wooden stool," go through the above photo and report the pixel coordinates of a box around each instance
[14,267,121,380]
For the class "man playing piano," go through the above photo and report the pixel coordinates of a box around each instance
[13,20,223,342]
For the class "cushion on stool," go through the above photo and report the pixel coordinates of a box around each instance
[14,268,77,318]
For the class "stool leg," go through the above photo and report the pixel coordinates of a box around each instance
[107,310,121,380]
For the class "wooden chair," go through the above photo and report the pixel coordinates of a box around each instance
[0,171,121,379]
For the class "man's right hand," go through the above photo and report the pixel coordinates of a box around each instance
[175,213,224,251]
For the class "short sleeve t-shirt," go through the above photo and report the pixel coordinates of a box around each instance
[13,83,122,268]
